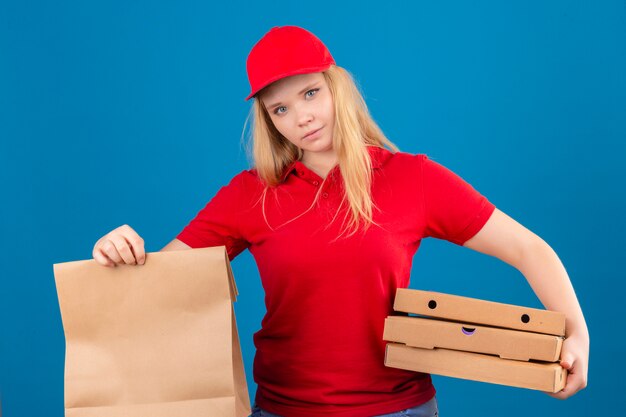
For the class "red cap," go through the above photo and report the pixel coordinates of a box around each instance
[245,26,335,101]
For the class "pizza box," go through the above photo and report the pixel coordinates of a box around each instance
[383,315,563,362]
[384,342,567,393]
[393,289,565,336]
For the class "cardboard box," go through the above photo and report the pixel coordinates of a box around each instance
[383,316,563,362]
[394,289,566,336]
[385,342,567,393]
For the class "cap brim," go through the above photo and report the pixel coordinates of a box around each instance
[244,62,334,101]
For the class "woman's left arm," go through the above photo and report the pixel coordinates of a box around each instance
[462,208,589,400]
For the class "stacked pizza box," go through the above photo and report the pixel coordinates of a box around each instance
[383,289,568,392]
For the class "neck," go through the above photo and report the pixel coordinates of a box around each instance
[301,149,338,179]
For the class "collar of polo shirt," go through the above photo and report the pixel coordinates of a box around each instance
[280,146,390,183]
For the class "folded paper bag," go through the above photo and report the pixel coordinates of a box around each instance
[53,246,250,417]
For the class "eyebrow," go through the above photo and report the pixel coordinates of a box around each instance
[266,82,321,109]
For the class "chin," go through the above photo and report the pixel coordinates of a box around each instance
[308,136,333,151]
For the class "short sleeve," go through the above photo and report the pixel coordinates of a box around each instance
[421,155,496,245]
[176,172,251,261]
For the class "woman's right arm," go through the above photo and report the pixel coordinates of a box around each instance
[93,224,191,267]
[160,238,191,252]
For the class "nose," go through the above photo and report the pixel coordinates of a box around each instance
[296,107,314,126]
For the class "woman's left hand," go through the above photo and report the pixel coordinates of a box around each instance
[546,333,589,399]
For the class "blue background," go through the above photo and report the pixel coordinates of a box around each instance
[1,0,624,415]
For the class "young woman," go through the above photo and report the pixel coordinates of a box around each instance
[92,26,589,417]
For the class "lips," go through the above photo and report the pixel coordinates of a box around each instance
[302,126,322,140]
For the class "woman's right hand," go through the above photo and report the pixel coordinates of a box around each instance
[92,224,145,267]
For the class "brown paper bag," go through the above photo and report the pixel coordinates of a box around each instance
[53,246,251,417]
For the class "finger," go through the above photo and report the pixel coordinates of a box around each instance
[546,390,569,400]
[548,378,580,400]
[118,226,145,265]
[126,235,145,265]
[546,381,572,400]
[107,234,137,264]
[546,364,583,400]
[100,238,125,265]
[560,353,576,370]
[93,248,116,267]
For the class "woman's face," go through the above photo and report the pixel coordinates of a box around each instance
[260,72,335,156]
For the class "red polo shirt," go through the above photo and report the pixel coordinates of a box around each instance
[177,146,496,417]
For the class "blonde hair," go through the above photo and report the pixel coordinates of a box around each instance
[242,64,400,241]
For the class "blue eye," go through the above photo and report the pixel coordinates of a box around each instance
[306,88,319,98]
[273,88,320,115]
